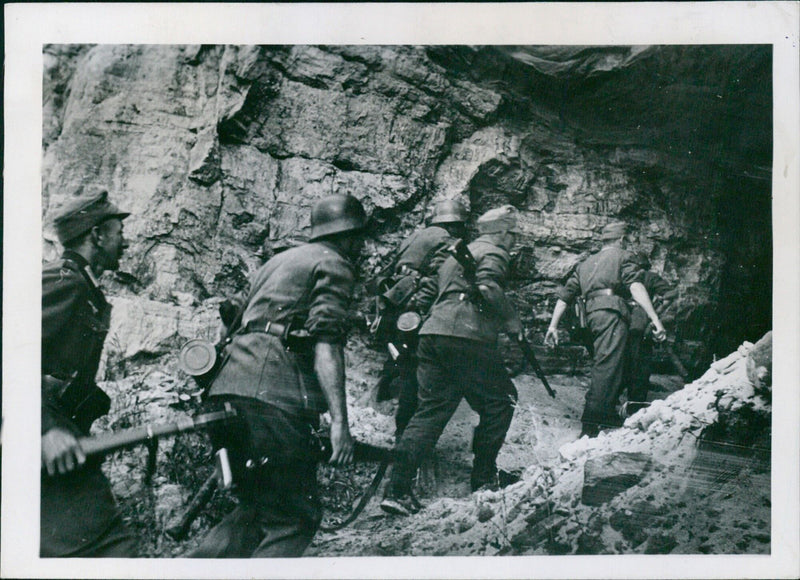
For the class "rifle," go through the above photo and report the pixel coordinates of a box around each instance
[447,239,556,398]
[661,342,689,380]
[447,239,488,311]
[48,406,236,485]
[77,405,237,457]
[166,435,394,539]
[516,336,557,398]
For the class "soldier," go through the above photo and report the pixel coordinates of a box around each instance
[381,205,523,516]
[544,221,666,438]
[41,189,136,557]
[374,199,468,437]
[619,252,677,411]
[255,236,307,265]
[189,194,367,558]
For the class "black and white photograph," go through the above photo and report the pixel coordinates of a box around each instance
[3,3,799,579]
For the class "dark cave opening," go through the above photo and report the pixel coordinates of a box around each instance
[710,175,773,357]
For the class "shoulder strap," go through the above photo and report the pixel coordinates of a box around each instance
[63,257,108,311]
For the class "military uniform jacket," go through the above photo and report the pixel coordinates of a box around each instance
[42,250,111,435]
[420,236,515,344]
[384,225,454,315]
[557,246,643,320]
[209,242,354,417]
[41,251,123,557]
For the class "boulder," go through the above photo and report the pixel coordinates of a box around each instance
[581,452,651,506]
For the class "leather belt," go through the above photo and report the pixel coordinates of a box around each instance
[585,288,615,301]
[242,320,286,338]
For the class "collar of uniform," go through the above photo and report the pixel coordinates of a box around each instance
[316,240,350,262]
[61,250,102,289]
[61,249,91,270]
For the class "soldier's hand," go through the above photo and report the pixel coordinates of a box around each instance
[651,321,667,343]
[544,326,559,348]
[42,427,86,476]
[328,421,354,467]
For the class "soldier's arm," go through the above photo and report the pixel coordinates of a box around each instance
[41,270,88,475]
[314,342,353,466]
[412,243,450,314]
[475,245,521,334]
[42,268,86,342]
[630,282,666,340]
[545,299,569,347]
[624,256,665,340]
[546,267,581,346]
[307,255,356,465]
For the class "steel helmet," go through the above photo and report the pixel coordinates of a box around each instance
[309,194,367,241]
[430,199,468,225]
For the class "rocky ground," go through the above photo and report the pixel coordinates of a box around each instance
[96,331,771,558]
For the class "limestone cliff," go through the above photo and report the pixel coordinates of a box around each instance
[42,45,772,371]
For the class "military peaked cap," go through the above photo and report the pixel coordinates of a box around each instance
[53,188,130,244]
[600,220,627,241]
[476,205,519,234]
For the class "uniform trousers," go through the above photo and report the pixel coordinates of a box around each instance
[620,327,653,403]
[387,335,518,495]
[40,464,136,557]
[583,309,629,430]
[376,353,420,437]
[188,396,322,558]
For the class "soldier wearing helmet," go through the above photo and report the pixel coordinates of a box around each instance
[544,221,666,438]
[381,205,524,516]
[190,194,367,558]
[372,199,469,438]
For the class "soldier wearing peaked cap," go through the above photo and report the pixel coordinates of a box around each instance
[40,188,136,557]
[381,205,523,516]
[189,194,367,558]
[372,199,469,437]
[544,221,666,438]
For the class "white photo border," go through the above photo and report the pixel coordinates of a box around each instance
[3,2,799,579]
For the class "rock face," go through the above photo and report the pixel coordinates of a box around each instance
[42,45,772,369]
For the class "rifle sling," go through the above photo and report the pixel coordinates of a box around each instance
[319,459,390,533]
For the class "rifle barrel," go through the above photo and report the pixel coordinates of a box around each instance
[165,472,218,541]
[517,337,557,398]
[664,344,689,379]
[317,436,394,463]
[78,408,236,457]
